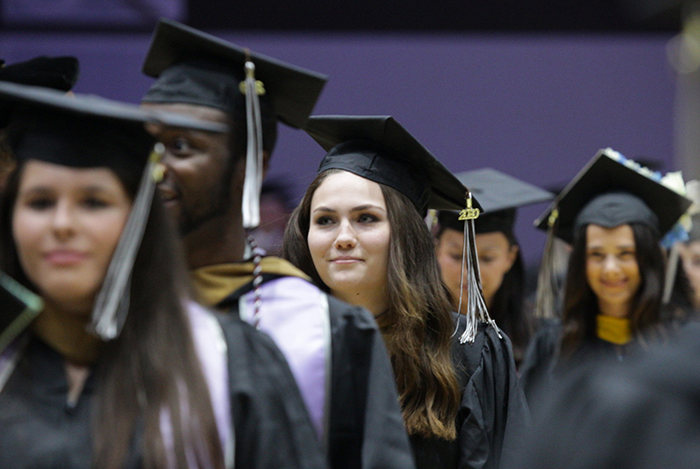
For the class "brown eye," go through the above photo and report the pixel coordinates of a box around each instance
[27,197,54,210]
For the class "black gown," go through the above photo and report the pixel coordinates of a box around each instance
[410,318,531,469]
[0,313,326,469]
[505,320,700,469]
[220,273,415,469]
[519,318,668,408]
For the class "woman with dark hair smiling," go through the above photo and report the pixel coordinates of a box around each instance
[284,115,529,469]
[0,82,325,469]
[519,148,694,403]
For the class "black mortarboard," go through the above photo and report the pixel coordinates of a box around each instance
[0,56,79,128]
[535,148,692,243]
[438,168,554,235]
[0,81,226,173]
[304,115,469,215]
[141,18,328,128]
[0,81,227,340]
[0,56,79,92]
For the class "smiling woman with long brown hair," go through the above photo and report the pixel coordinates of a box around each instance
[520,149,694,403]
[284,115,529,469]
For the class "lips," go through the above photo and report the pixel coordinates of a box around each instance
[44,250,88,266]
[601,278,626,287]
[331,255,362,264]
[157,183,179,202]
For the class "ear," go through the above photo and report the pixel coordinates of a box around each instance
[505,243,519,270]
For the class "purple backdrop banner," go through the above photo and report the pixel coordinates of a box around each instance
[0,31,677,265]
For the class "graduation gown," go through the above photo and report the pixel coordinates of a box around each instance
[211,263,415,469]
[519,318,660,406]
[506,321,700,469]
[0,308,326,469]
[410,318,531,469]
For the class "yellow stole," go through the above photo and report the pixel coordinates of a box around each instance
[191,257,311,308]
[596,314,632,346]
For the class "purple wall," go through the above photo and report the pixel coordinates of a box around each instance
[0,31,677,265]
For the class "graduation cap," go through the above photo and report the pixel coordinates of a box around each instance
[0,56,79,92]
[304,115,498,343]
[0,81,227,340]
[534,148,692,243]
[0,56,79,128]
[304,115,470,215]
[142,18,328,230]
[533,148,692,318]
[438,168,554,235]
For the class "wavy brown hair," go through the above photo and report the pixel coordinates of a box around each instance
[559,222,670,360]
[0,160,224,468]
[283,169,461,439]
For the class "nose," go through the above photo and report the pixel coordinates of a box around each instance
[601,254,622,276]
[51,200,76,240]
[334,220,356,250]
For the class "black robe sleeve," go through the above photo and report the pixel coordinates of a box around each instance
[326,295,416,469]
[518,319,561,403]
[456,323,531,469]
[410,319,531,469]
[216,313,327,469]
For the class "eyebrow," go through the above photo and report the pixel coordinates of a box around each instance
[312,204,386,213]
[586,244,636,251]
[19,185,112,195]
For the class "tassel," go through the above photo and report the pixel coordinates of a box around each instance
[457,193,501,344]
[240,54,265,230]
[662,243,680,305]
[533,208,564,319]
[91,143,164,340]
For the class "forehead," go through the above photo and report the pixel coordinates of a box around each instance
[140,102,228,132]
[18,160,123,191]
[586,223,635,246]
[312,171,386,208]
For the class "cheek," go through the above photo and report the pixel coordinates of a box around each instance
[12,211,43,265]
[307,229,329,264]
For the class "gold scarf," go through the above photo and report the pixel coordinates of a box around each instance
[31,308,102,365]
[596,314,632,346]
[191,256,311,308]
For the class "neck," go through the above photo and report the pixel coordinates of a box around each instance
[597,299,631,319]
[183,213,248,269]
[333,287,389,317]
[31,302,102,365]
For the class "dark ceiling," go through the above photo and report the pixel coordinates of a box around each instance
[0,0,686,32]
[188,0,684,33]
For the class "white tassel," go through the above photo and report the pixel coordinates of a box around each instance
[458,193,501,344]
[91,143,164,340]
[241,59,264,230]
